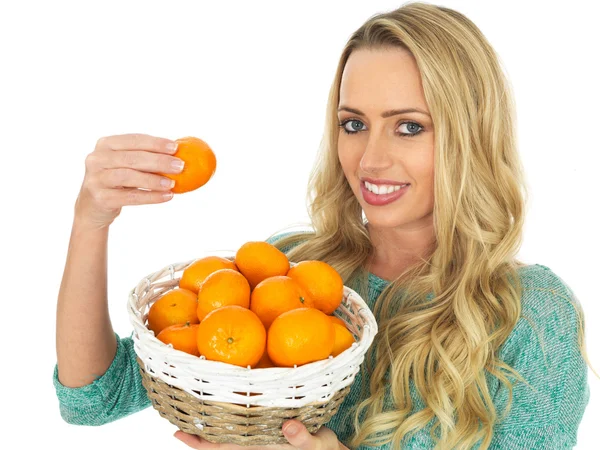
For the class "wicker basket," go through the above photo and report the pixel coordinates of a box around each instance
[127,251,378,446]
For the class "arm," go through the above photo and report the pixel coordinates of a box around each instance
[53,217,151,425]
[55,218,116,388]
[53,134,180,424]
[486,268,590,449]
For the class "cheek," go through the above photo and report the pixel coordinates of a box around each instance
[413,149,434,180]
[419,152,435,202]
[337,142,356,177]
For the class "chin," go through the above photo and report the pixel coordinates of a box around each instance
[363,210,412,228]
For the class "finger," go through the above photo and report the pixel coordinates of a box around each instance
[173,430,293,450]
[97,187,173,208]
[101,168,175,191]
[96,133,179,154]
[283,420,339,449]
[282,420,314,449]
[97,150,185,175]
[173,431,258,450]
[174,431,227,448]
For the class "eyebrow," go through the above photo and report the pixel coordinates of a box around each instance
[337,105,431,118]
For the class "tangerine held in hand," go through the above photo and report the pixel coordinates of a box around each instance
[160,136,216,194]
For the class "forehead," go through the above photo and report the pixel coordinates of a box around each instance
[339,47,427,111]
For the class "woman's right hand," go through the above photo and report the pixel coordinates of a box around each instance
[74,133,185,230]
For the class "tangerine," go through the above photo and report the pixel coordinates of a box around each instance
[267,307,335,367]
[196,269,251,321]
[331,322,356,357]
[329,315,347,328]
[159,136,216,194]
[147,288,199,336]
[235,241,290,289]
[250,276,312,329]
[254,348,275,368]
[197,305,266,368]
[156,322,200,357]
[287,260,344,315]
[180,256,238,294]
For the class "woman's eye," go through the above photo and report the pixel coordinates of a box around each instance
[342,119,365,133]
[338,119,424,137]
[399,122,423,135]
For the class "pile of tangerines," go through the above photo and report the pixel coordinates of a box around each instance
[147,241,356,369]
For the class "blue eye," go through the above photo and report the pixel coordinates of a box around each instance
[340,119,366,133]
[338,119,424,138]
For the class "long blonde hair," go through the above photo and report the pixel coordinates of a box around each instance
[267,2,591,449]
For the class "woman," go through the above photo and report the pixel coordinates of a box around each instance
[54,2,592,449]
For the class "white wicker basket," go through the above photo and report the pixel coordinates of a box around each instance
[127,251,378,445]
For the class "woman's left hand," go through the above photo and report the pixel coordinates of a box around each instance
[173,419,349,449]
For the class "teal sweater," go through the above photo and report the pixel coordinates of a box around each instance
[53,234,590,449]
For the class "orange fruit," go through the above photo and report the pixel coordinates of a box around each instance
[159,136,216,194]
[196,269,251,321]
[197,305,266,368]
[267,307,335,367]
[331,322,356,357]
[156,322,200,357]
[179,256,239,294]
[147,288,199,336]
[250,276,313,330]
[329,315,347,328]
[287,260,344,315]
[254,348,275,368]
[235,241,290,289]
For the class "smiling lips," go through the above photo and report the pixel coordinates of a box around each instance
[363,180,408,195]
[360,180,410,206]
[360,176,410,194]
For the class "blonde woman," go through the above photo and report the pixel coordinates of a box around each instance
[54,2,594,449]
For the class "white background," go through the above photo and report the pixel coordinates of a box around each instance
[1,0,598,448]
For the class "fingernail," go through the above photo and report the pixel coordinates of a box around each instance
[166,142,178,153]
[284,423,299,435]
[161,178,175,188]
[171,159,185,172]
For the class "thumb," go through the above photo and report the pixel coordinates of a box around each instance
[282,419,315,449]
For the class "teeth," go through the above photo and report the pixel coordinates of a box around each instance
[364,181,407,194]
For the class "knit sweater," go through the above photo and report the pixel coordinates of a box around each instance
[53,233,590,449]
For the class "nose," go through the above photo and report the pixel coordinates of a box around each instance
[359,132,393,174]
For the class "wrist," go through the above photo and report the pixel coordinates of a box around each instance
[72,215,111,235]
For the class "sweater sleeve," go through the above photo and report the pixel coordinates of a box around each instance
[486,267,590,449]
[53,332,151,425]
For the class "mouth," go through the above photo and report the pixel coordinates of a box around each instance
[360,180,410,206]
[362,180,410,195]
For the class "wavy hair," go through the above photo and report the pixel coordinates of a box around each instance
[267,2,591,449]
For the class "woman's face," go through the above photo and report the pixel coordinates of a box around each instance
[337,47,435,230]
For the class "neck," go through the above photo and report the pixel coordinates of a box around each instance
[366,217,436,274]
